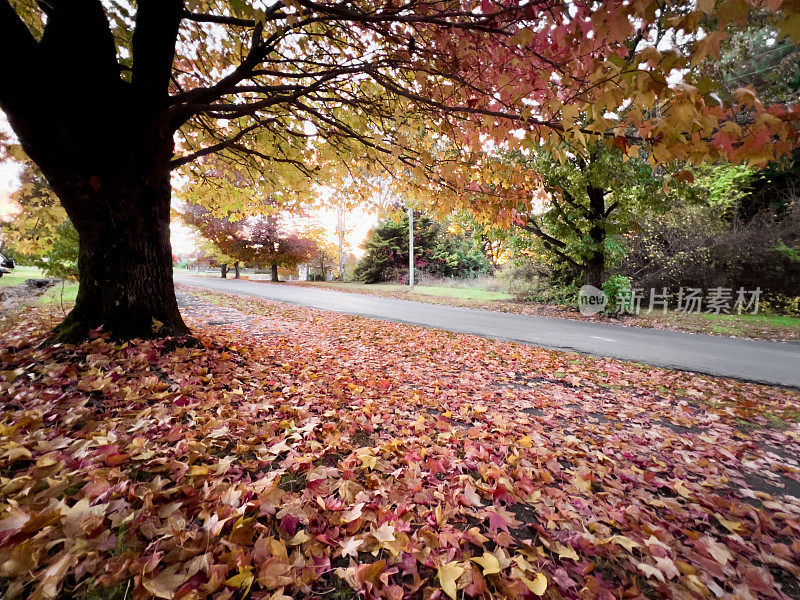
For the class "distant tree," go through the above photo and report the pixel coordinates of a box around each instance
[197,239,241,279]
[248,217,317,282]
[449,212,509,271]
[181,204,250,278]
[182,204,317,281]
[308,242,339,281]
[510,144,666,288]
[355,212,490,283]
[1,160,67,259]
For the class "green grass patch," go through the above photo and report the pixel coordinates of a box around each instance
[636,308,800,341]
[306,281,513,302]
[710,325,734,335]
[0,265,46,286]
[699,312,800,328]
[410,285,512,301]
[37,282,79,306]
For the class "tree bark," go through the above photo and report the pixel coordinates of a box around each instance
[234,262,240,279]
[271,262,280,282]
[0,1,188,341]
[585,185,607,288]
[50,168,189,341]
[221,264,228,278]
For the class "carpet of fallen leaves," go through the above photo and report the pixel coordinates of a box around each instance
[1,287,800,600]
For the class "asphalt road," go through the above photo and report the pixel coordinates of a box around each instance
[174,273,800,388]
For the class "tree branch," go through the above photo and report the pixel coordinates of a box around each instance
[0,1,39,109]
[132,0,183,106]
[169,124,260,169]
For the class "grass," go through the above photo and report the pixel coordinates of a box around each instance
[296,281,514,301]
[700,311,800,327]
[0,265,46,286]
[37,282,79,306]
[636,309,800,340]
[408,284,512,301]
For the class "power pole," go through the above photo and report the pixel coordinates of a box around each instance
[336,203,346,281]
[408,206,414,288]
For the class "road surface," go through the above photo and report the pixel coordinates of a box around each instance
[174,273,800,388]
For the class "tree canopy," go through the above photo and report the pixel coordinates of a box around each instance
[2,0,800,338]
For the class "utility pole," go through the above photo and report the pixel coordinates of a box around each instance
[408,206,414,288]
[336,203,346,281]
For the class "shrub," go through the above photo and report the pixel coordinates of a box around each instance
[601,275,632,314]
[33,221,80,280]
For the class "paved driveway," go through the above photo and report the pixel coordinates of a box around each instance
[174,273,800,388]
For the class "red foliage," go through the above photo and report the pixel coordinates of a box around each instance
[0,290,798,599]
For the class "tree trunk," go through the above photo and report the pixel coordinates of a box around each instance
[584,258,605,289]
[0,0,187,341]
[234,262,240,279]
[221,264,228,278]
[271,262,280,282]
[51,169,189,341]
[585,185,607,288]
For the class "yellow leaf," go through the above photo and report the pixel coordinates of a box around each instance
[0,368,24,382]
[189,464,209,476]
[637,562,665,583]
[708,542,732,566]
[572,474,591,493]
[555,542,579,561]
[520,572,548,595]
[604,535,640,552]
[715,515,742,532]
[471,552,501,575]
[6,446,32,462]
[225,568,254,594]
[143,564,191,600]
[508,27,532,46]
[288,529,310,546]
[673,481,692,498]
[373,523,396,544]
[356,448,377,470]
[437,562,464,600]
[518,436,533,449]
[779,10,800,43]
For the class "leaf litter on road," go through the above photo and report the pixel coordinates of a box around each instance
[0,286,798,600]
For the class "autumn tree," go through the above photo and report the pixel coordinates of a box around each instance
[1,159,67,258]
[246,216,317,281]
[510,144,666,288]
[181,203,251,278]
[2,0,799,339]
[182,203,317,281]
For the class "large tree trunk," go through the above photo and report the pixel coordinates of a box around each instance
[221,264,228,278]
[51,169,189,341]
[585,185,607,289]
[271,262,280,282]
[234,262,240,279]
[0,0,187,341]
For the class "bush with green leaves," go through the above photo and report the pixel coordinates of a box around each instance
[33,221,79,280]
[601,275,632,314]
